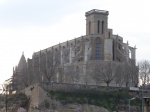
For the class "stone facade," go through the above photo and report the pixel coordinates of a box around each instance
[13,9,138,88]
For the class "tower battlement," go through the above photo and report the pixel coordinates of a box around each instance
[85,9,109,16]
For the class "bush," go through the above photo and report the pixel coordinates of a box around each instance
[7,93,29,108]
[47,89,141,112]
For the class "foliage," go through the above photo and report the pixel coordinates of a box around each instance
[47,89,141,112]
[0,94,4,100]
[0,94,5,109]
[7,93,29,107]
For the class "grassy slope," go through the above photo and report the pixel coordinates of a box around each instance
[0,89,141,112]
[47,89,141,112]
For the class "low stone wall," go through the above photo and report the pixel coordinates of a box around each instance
[40,82,127,92]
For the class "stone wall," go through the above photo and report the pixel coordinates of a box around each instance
[40,82,127,92]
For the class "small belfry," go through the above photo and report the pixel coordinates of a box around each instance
[13,9,138,90]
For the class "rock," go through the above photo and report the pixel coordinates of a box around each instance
[28,103,109,112]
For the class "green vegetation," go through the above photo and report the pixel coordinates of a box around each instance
[0,93,29,111]
[47,89,141,112]
[0,94,4,100]
[7,93,29,107]
[0,94,5,109]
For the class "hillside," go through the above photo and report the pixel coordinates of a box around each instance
[0,84,141,112]
[46,90,141,112]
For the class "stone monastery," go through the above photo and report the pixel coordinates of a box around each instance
[13,9,138,89]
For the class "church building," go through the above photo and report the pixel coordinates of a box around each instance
[13,9,138,88]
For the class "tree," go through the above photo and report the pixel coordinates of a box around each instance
[83,63,93,85]
[40,50,60,83]
[90,62,104,85]
[21,67,35,87]
[11,59,35,91]
[102,61,117,87]
[115,64,125,87]
[114,62,138,88]
[91,61,117,87]
[122,62,131,88]
[64,65,77,83]
[3,78,13,94]
[130,63,139,87]
[13,67,34,90]
[138,60,150,86]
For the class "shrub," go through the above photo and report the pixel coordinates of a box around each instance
[47,89,141,112]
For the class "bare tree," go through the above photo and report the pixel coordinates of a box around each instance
[40,50,60,83]
[11,59,35,91]
[122,62,131,88]
[12,66,34,91]
[115,64,125,87]
[21,67,34,87]
[64,65,77,83]
[102,61,117,87]
[138,60,150,86]
[90,62,103,85]
[91,61,117,87]
[83,63,93,85]
[3,78,13,94]
[130,64,139,87]
[120,62,139,88]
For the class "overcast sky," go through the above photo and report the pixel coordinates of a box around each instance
[0,0,150,84]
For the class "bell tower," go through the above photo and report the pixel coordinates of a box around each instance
[85,9,109,35]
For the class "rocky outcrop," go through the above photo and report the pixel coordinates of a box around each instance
[20,84,108,112]
[28,103,108,112]
[0,102,109,112]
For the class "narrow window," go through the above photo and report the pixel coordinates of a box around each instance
[89,21,91,35]
[97,20,100,33]
[76,66,80,82]
[95,38,102,60]
[102,21,104,34]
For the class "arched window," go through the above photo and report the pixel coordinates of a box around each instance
[89,21,91,35]
[95,38,102,60]
[76,66,80,82]
[97,20,100,33]
[102,21,104,34]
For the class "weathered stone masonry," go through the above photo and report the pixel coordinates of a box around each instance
[13,9,138,88]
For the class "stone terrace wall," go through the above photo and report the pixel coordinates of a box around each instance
[40,82,127,92]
